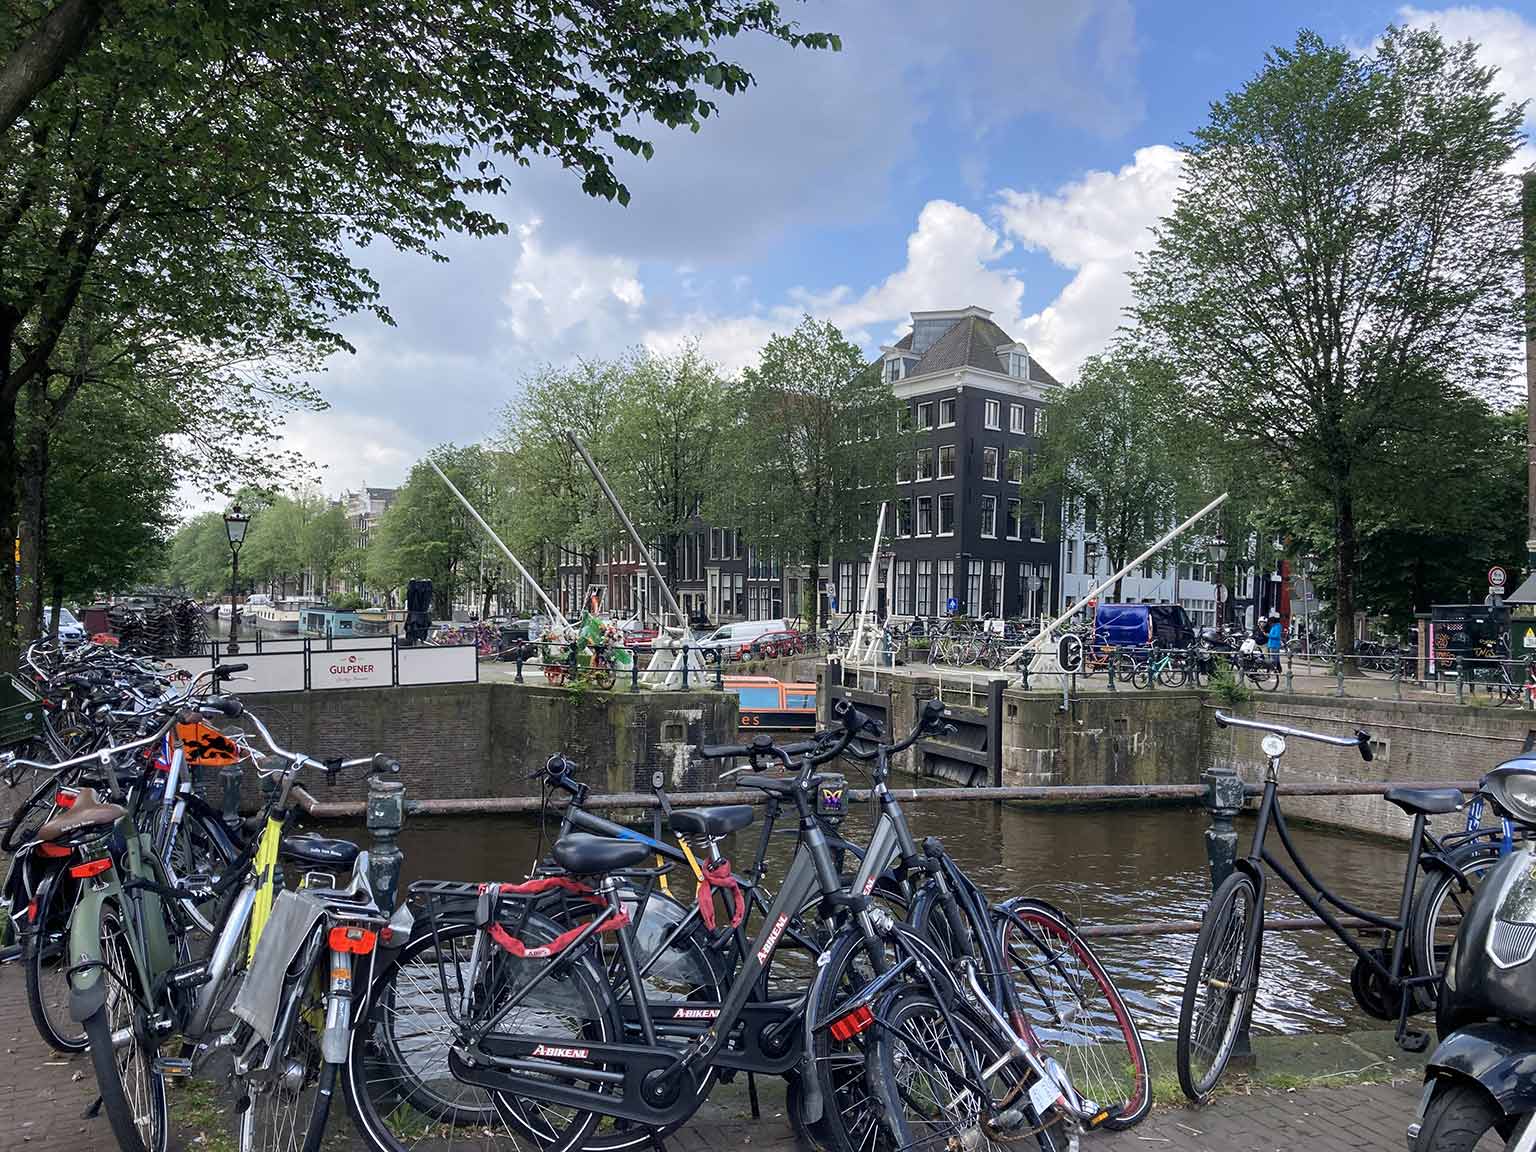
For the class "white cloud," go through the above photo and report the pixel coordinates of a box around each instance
[1398,6,1536,169]
[997,145,1184,375]
[502,220,646,350]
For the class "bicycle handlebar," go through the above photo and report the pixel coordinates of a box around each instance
[1213,710,1373,760]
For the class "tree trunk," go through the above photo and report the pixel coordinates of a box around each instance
[1334,486,1358,664]
[808,540,822,631]
[0,315,19,670]
[16,383,48,648]
[47,574,62,642]
[0,0,104,134]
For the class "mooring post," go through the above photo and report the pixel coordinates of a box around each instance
[1457,657,1466,706]
[367,774,406,911]
[987,678,1006,788]
[681,646,691,690]
[1203,761,1253,1065]
[220,761,243,830]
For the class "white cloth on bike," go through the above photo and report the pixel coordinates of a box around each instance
[232,889,327,1042]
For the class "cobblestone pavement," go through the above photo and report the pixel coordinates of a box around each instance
[0,960,1424,1152]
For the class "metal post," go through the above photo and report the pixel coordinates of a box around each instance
[681,646,691,690]
[1284,650,1293,694]
[220,762,243,830]
[227,548,241,656]
[367,774,406,911]
[1335,659,1346,698]
[1148,649,1158,690]
[987,678,1006,788]
[630,650,640,693]
[1395,655,1404,702]
[1107,656,1117,693]
[1203,761,1252,1065]
[513,643,525,684]
[715,652,724,691]
[1457,657,1466,705]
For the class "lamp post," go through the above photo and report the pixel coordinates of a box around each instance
[223,504,250,655]
[1026,572,1042,620]
[1208,537,1230,631]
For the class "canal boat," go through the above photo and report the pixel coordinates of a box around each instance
[724,675,817,731]
[355,607,406,637]
[300,607,363,639]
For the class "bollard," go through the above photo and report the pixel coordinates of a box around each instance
[1019,659,1030,691]
[630,652,640,693]
[681,646,690,690]
[1107,657,1117,693]
[1395,655,1404,702]
[1335,659,1346,698]
[220,762,243,831]
[514,644,526,684]
[1457,657,1465,705]
[1284,651,1293,694]
[367,774,406,911]
[715,653,724,691]
[1204,762,1253,1065]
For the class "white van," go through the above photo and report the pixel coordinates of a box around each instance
[694,618,790,655]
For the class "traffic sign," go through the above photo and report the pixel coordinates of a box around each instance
[1489,565,1508,590]
[945,596,959,615]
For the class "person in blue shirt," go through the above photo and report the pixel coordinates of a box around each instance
[1265,611,1285,669]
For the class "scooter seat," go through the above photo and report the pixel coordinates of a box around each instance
[669,805,755,838]
[1383,787,1463,816]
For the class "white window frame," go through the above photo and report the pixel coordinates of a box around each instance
[1009,403,1025,434]
[939,398,956,428]
[916,401,933,429]
[982,446,999,482]
[937,444,956,480]
[938,493,956,537]
[1006,497,1022,541]
[984,399,1000,430]
[897,497,913,538]
[1033,407,1048,435]
[916,448,934,482]
[979,494,997,539]
[1031,502,1046,543]
[916,495,933,537]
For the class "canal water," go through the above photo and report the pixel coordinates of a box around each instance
[335,797,1410,1040]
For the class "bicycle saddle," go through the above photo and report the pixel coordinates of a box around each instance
[36,800,126,843]
[669,805,755,838]
[551,832,650,875]
[1383,787,1463,816]
[281,834,361,867]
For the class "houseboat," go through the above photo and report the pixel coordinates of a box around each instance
[724,675,817,731]
[300,607,362,639]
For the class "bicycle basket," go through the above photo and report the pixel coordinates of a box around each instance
[0,674,42,750]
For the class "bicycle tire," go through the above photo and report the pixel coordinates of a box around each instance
[344,914,617,1152]
[997,899,1150,1130]
[867,986,1070,1152]
[1411,843,1503,1012]
[25,868,87,1052]
[83,900,169,1152]
[804,924,893,1152]
[1157,660,1189,689]
[1176,871,1261,1104]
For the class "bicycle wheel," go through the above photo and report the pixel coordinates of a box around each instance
[1412,844,1503,1009]
[1157,658,1189,689]
[82,900,169,1152]
[1176,871,1261,1104]
[867,987,1070,1152]
[803,925,891,1152]
[997,900,1150,1129]
[345,915,616,1152]
[25,868,88,1052]
[239,960,336,1152]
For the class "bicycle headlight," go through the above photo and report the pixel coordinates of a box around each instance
[1484,762,1536,825]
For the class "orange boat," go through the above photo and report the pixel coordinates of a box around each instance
[724,675,817,731]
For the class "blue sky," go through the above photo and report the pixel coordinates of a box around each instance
[256,1,1536,503]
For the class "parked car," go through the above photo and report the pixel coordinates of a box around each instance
[44,606,86,643]
[692,618,791,656]
[740,629,805,659]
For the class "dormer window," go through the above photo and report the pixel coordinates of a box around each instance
[886,357,905,383]
[996,343,1031,380]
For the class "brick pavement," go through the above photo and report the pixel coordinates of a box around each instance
[0,960,1426,1152]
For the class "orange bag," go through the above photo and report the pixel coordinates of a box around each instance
[175,721,240,767]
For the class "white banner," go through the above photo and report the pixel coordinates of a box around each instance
[398,644,478,685]
[310,649,393,690]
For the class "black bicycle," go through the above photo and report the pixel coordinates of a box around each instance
[1176,711,1462,1103]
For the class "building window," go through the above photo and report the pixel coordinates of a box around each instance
[983,446,1000,481]
[938,444,956,479]
[896,454,913,484]
[1009,403,1025,434]
[1065,539,1076,574]
[1007,351,1029,379]
[1034,407,1048,436]
[984,399,1000,429]
[938,560,955,613]
[980,495,997,538]
[1032,502,1046,542]
[856,561,869,612]
[838,563,854,612]
[1007,498,1022,540]
[1084,542,1099,577]
[916,495,933,536]
[897,498,913,538]
[916,401,933,429]
[898,406,913,432]
[886,357,904,384]
[734,573,745,616]
[990,562,1004,618]
[1085,496,1098,533]
[917,560,933,617]
[938,493,956,536]
[939,397,956,427]
[895,560,913,616]
[916,448,934,482]
[1006,450,1024,484]
[966,566,982,618]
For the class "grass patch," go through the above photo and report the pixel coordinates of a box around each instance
[173,1079,236,1152]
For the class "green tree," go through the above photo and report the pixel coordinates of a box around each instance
[167,512,232,600]
[303,502,355,597]
[1023,340,1194,603]
[1,2,838,662]
[723,317,907,629]
[606,344,731,593]
[1134,26,1527,656]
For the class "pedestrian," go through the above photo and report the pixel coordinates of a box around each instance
[1266,610,1284,670]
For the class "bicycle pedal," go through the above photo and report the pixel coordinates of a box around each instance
[153,1057,194,1077]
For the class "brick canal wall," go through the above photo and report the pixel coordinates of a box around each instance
[231,680,738,806]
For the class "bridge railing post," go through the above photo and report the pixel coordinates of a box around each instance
[367,774,406,912]
[1203,761,1252,1065]
[681,646,691,691]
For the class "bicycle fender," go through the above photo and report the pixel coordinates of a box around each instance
[67,881,109,1022]
[1418,850,1482,892]
[800,946,836,1124]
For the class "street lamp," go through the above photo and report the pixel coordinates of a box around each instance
[223,503,250,655]
[1207,537,1229,630]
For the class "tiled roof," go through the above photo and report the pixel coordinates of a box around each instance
[897,313,1060,386]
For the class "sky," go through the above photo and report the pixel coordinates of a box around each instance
[230,1,1536,510]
